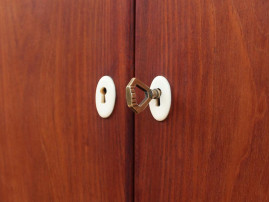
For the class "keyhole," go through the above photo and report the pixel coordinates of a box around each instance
[155,98,160,106]
[100,87,107,103]
[155,88,161,106]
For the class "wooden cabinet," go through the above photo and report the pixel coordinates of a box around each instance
[0,0,134,201]
[0,0,268,201]
[135,0,268,201]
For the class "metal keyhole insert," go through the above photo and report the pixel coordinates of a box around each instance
[156,98,160,106]
[100,87,107,103]
[155,88,161,106]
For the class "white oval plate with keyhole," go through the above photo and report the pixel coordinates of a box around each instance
[149,76,171,121]
[95,76,116,118]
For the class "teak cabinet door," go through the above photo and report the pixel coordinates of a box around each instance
[135,0,268,202]
[0,0,268,201]
[0,0,134,201]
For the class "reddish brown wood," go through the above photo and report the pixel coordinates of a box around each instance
[135,0,268,201]
[0,0,134,201]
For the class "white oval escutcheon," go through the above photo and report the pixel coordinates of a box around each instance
[95,76,116,118]
[149,76,171,121]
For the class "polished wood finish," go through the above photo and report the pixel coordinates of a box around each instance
[0,0,134,201]
[135,0,268,201]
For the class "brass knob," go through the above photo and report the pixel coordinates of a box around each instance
[126,78,161,113]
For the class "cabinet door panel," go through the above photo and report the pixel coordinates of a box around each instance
[0,0,134,201]
[135,0,268,201]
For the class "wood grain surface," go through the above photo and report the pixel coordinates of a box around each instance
[0,0,134,201]
[135,0,268,201]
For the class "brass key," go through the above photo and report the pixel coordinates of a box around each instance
[126,78,161,114]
